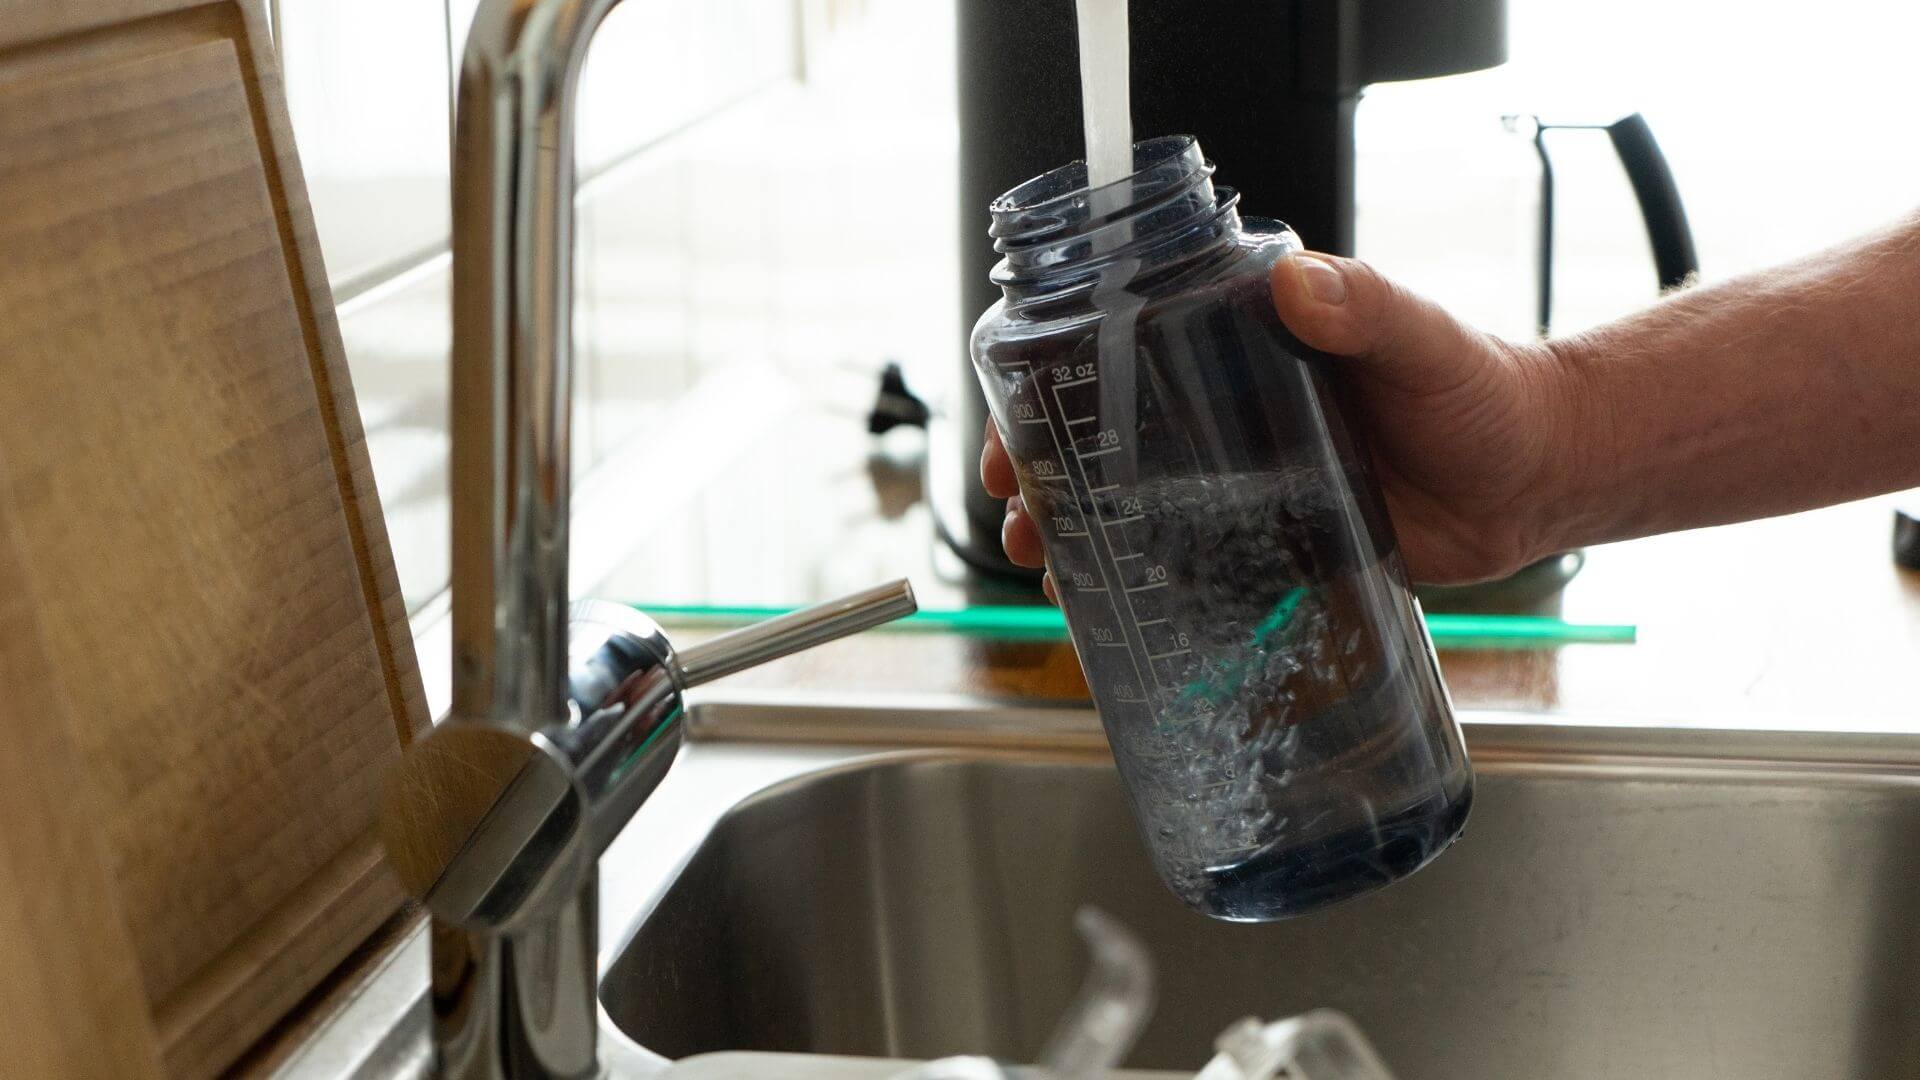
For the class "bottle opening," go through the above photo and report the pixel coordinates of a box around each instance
[988,135,1239,287]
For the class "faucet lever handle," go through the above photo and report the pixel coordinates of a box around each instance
[675,578,918,687]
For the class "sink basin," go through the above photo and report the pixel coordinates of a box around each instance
[600,702,1920,1079]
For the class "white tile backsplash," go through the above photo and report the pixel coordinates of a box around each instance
[578,152,696,463]
[576,1,701,173]
[279,0,451,295]
[334,268,452,614]
[449,0,798,176]
[280,0,831,613]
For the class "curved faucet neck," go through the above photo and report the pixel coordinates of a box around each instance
[449,0,623,740]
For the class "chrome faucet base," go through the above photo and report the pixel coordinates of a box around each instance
[388,588,916,1078]
[431,885,599,1080]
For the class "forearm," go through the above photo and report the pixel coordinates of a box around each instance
[1539,212,1920,552]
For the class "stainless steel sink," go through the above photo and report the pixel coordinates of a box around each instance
[599,700,1920,1079]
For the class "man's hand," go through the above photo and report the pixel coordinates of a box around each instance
[1264,251,1575,583]
[982,251,1576,588]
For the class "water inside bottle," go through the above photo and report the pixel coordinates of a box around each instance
[1018,467,1467,920]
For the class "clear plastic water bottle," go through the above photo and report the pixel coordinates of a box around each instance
[970,136,1471,921]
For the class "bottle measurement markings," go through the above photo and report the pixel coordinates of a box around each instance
[998,356,1189,704]
[1049,367,1171,696]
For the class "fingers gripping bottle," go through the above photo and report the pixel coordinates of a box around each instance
[970,137,1472,921]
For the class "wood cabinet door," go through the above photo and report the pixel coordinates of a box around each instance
[0,3,428,1075]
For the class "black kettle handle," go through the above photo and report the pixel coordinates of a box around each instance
[1606,112,1700,291]
[1528,111,1701,335]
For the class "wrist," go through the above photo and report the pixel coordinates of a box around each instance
[1516,333,1620,560]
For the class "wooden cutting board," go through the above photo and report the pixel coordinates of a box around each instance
[0,3,429,1076]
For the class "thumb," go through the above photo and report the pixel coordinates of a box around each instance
[1269,251,1491,397]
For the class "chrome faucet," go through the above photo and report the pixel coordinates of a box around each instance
[378,1,918,1076]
